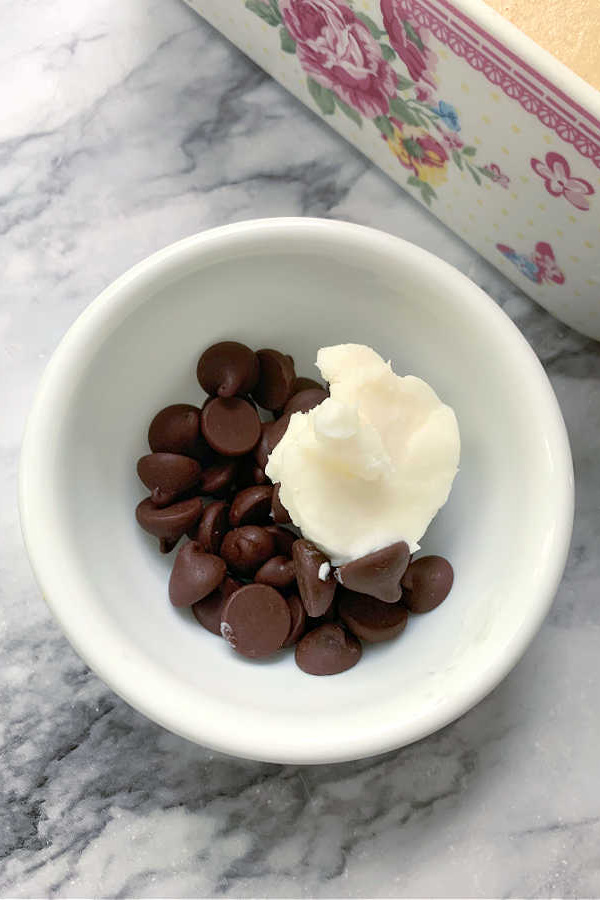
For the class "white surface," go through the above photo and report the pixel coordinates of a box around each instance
[3,1,600,896]
[268,344,460,565]
[20,218,573,764]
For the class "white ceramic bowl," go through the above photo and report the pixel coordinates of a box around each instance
[20,218,574,764]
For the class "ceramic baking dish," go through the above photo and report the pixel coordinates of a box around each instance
[183,0,600,339]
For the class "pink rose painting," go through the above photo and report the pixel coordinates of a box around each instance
[245,0,514,210]
[280,0,397,118]
[380,0,437,89]
[531,152,594,211]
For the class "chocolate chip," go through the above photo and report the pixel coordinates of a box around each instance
[292,539,336,617]
[136,452,203,507]
[168,543,226,607]
[237,455,269,488]
[401,556,454,613]
[336,541,410,605]
[253,425,271,471]
[338,587,408,643]
[254,555,296,591]
[295,624,362,676]
[264,525,296,558]
[229,485,273,527]
[221,584,291,658]
[271,483,291,524]
[252,349,296,411]
[253,414,291,470]
[283,388,328,416]
[201,397,261,457]
[282,594,306,648]
[196,341,259,398]
[135,496,203,553]
[273,378,328,417]
[192,576,241,635]
[199,456,238,496]
[293,376,325,393]
[220,526,276,576]
[148,404,206,459]
[196,500,230,554]
[306,596,337,630]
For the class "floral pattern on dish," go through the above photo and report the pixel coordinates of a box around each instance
[280,0,398,118]
[497,241,565,286]
[531,152,594,211]
[245,0,508,205]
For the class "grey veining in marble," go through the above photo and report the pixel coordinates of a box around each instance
[2,0,600,896]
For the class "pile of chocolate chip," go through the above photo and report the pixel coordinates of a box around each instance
[135,341,453,676]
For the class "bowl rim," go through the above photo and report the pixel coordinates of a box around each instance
[19,217,574,763]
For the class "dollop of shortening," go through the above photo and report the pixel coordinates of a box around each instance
[265,344,460,566]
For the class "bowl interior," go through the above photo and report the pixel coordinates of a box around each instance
[21,220,572,762]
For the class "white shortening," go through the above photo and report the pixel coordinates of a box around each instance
[266,344,460,566]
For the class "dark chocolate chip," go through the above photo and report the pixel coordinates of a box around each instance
[338,587,408,643]
[192,576,241,635]
[229,485,273,527]
[253,428,271,472]
[159,539,176,553]
[282,594,307,648]
[168,542,226,607]
[221,584,291,658]
[293,376,325,393]
[401,556,454,613]
[220,526,277,576]
[254,555,296,591]
[136,452,202,507]
[306,596,338,630]
[201,397,261,457]
[271,483,291,524]
[252,349,296,411]
[196,500,230,554]
[135,496,203,553]
[199,456,238,496]
[253,414,291,470]
[295,624,362,676]
[292,539,336,617]
[237,455,269,488]
[148,404,206,459]
[283,388,328,416]
[264,525,296,558]
[196,341,259,398]
[273,378,328,417]
[336,541,410,605]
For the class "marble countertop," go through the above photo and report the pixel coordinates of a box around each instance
[2,0,600,896]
